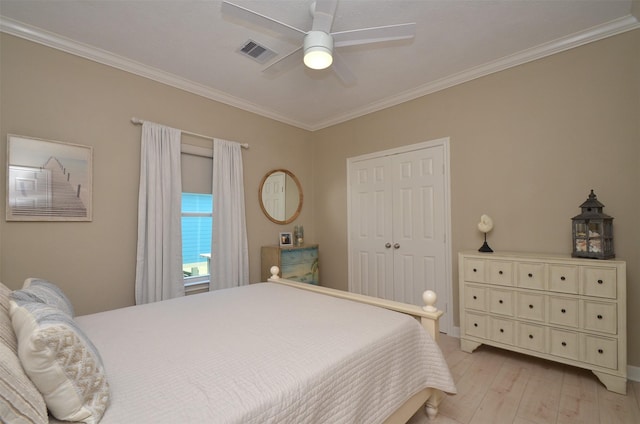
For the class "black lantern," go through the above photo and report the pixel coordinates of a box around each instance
[571,190,614,259]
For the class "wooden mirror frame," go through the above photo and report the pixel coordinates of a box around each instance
[258,169,303,225]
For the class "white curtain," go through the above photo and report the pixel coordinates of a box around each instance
[210,139,249,290]
[135,122,185,304]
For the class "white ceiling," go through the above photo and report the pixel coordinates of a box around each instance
[1,0,638,130]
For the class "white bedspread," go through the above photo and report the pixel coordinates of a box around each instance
[72,283,456,423]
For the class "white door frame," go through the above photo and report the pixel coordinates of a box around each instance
[346,137,453,334]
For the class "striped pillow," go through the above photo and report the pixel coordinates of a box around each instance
[0,282,48,424]
[9,299,110,423]
[0,282,18,352]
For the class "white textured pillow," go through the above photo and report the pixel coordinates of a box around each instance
[9,299,110,424]
[14,278,75,317]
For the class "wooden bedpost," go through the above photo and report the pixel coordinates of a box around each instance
[420,290,443,343]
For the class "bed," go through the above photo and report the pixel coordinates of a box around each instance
[1,268,456,424]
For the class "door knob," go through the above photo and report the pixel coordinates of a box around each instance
[385,243,392,248]
[394,243,400,249]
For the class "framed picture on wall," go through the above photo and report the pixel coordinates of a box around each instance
[6,134,93,221]
[279,232,292,247]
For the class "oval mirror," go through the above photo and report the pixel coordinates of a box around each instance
[258,169,303,225]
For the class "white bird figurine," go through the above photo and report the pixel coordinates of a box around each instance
[477,214,494,233]
[477,214,494,252]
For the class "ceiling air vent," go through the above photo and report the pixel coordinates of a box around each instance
[237,40,277,64]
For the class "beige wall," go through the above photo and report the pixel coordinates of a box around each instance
[1,29,638,366]
[311,29,640,366]
[0,34,313,315]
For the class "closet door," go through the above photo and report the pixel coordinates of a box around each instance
[348,156,394,299]
[348,141,449,332]
[391,145,446,307]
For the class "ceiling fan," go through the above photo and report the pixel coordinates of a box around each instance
[221,0,416,85]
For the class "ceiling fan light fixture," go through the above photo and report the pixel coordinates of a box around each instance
[303,31,333,70]
[304,47,333,69]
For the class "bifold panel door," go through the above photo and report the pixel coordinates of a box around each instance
[348,141,449,332]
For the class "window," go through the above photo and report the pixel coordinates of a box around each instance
[181,193,212,287]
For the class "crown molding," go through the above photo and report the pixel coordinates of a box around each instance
[310,14,640,131]
[0,17,310,130]
[2,14,638,132]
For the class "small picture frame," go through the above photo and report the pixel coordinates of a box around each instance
[279,232,293,247]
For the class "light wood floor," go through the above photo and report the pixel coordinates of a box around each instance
[408,334,640,424]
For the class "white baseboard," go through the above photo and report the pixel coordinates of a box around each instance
[628,365,640,382]
[448,326,461,338]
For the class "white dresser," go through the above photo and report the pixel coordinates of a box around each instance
[459,251,627,394]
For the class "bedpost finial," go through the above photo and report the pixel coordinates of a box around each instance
[422,290,438,312]
[270,266,280,280]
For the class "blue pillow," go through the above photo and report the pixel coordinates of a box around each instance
[11,278,74,317]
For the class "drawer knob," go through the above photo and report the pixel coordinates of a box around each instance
[597,314,603,320]
[473,295,477,300]
[560,276,566,281]
[598,348,604,354]
[500,328,504,333]
[473,268,477,272]
[499,270,503,275]
[499,299,503,304]
[561,308,566,314]
[528,273,533,278]
[529,304,534,309]
[529,334,534,339]
[562,341,567,347]
[597,279,604,285]
[474,323,478,327]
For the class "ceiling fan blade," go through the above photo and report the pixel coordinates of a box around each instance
[221,1,305,40]
[311,0,338,33]
[331,51,356,86]
[262,47,304,77]
[333,23,416,47]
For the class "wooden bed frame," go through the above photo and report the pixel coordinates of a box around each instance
[267,266,447,422]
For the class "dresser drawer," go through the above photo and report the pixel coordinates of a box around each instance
[282,247,318,263]
[583,301,617,334]
[487,261,514,286]
[584,335,618,369]
[517,262,545,290]
[464,312,487,338]
[549,329,580,361]
[517,322,545,353]
[548,296,579,328]
[464,259,486,282]
[489,288,514,316]
[464,284,487,311]
[516,292,545,322]
[549,264,579,294]
[490,317,515,345]
[582,267,617,299]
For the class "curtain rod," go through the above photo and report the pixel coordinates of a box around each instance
[131,117,249,149]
